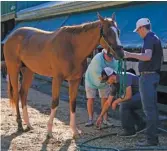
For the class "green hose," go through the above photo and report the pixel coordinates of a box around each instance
[117,59,127,98]
[77,129,167,151]
[77,133,119,151]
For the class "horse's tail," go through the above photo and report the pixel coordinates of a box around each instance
[7,75,15,108]
[1,61,7,78]
[3,36,22,109]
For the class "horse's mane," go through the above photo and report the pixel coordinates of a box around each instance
[60,20,100,34]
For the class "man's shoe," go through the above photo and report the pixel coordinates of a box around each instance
[103,120,113,126]
[85,119,94,127]
[136,140,159,147]
[118,130,137,138]
[136,123,146,133]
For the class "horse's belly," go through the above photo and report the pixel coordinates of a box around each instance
[21,56,53,77]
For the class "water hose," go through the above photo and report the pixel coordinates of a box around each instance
[77,127,167,151]
[77,133,119,151]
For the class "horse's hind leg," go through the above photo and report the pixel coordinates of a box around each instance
[20,67,34,131]
[6,62,23,132]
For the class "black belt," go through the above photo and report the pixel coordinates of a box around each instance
[140,71,156,75]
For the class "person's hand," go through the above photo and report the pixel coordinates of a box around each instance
[124,51,131,58]
[96,116,103,129]
[111,101,118,110]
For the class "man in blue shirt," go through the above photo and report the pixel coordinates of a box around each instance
[124,18,163,146]
[96,67,146,136]
[85,49,118,126]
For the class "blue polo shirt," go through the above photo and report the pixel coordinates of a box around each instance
[85,52,118,89]
[110,72,139,97]
[139,32,163,72]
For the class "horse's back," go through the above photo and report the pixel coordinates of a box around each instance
[4,27,55,55]
[5,27,51,47]
[14,27,52,35]
[7,27,52,42]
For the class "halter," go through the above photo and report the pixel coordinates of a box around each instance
[99,26,119,59]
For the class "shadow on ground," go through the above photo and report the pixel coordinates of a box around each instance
[1,131,24,151]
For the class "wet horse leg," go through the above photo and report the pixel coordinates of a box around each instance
[47,76,63,138]
[19,67,34,131]
[7,63,23,132]
[69,78,82,139]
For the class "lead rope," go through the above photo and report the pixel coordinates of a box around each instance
[117,59,127,98]
[100,35,127,98]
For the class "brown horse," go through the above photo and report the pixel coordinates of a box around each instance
[4,13,122,138]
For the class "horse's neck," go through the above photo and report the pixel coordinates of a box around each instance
[74,25,100,62]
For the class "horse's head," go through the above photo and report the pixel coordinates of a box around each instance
[98,12,124,59]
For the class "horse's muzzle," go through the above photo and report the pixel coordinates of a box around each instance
[116,45,123,50]
[115,45,124,59]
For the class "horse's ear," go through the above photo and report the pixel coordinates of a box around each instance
[111,12,116,21]
[97,12,104,23]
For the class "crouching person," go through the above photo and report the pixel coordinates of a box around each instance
[96,67,146,137]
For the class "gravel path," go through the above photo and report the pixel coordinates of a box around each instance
[1,77,167,151]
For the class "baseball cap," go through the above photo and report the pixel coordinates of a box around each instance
[133,18,151,32]
[102,49,113,57]
[100,67,116,83]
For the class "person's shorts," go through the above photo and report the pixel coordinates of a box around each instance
[85,84,110,99]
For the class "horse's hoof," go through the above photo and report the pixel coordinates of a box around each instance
[24,126,33,132]
[46,133,53,139]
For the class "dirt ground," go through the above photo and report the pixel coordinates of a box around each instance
[1,77,167,151]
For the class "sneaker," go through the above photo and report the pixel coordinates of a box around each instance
[136,139,159,147]
[103,120,113,126]
[118,130,137,138]
[85,119,94,127]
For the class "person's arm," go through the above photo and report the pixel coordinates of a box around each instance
[124,36,154,61]
[99,96,114,117]
[124,49,152,61]
[96,95,114,127]
[112,86,132,110]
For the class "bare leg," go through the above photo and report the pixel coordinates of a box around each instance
[69,79,81,138]
[20,67,34,131]
[47,76,63,138]
[87,98,95,120]
[101,98,108,120]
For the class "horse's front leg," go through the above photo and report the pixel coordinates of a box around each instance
[69,78,82,139]
[47,76,63,138]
